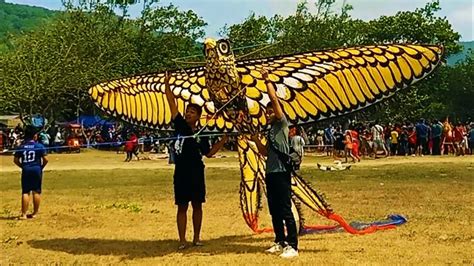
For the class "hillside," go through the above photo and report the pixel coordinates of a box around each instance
[0,0,58,40]
[447,41,473,65]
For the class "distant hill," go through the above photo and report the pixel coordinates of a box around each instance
[447,41,473,65]
[0,0,58,40]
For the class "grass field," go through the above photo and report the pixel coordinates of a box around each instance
[1,150,473,264]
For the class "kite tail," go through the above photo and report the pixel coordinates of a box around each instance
[301,212,407,235]
[290,170,407,235]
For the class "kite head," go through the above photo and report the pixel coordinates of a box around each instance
[203,38,242,114]
[204,38,235,70]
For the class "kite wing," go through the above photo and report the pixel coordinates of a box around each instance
[237,44,443,127]
[88,68,235,131]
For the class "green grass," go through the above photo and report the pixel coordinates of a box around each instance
[0,154,473,264]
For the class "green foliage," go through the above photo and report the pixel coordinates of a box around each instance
[0,1,58,52]
[0,0,471,125]
[0,0,206,123]
[224,0,469,122]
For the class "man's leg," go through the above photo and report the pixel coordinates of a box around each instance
[191,201,202,244]
[372,143,378,159]
[279,172,298,250]
[177,204,188,246]
[266,173,285,245]
[134,148,140,160]
[21,193,30,219]
[32,192,41,217]
[422,138,428,155]
[433,137,440,155]
[383,142,389,157]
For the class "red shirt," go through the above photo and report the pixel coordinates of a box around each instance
[453,126,465,142]
[408,129,417,144]
[125,135,138,152]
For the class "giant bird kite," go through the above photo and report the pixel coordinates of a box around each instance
[89,38,443,234]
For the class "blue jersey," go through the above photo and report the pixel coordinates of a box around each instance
[14,140,46,169]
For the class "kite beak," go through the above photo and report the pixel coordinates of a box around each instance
[204,38,217,49]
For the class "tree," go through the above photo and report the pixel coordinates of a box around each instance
[0,3,138,122]
[0,0,206,123]
[223,0,464,122]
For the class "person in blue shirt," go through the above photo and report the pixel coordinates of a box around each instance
[415,119,429,156]
[13,126,48,220]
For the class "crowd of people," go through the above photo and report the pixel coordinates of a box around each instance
[3,118,473,163]
[297,118,473,164]
[0,122,171,154]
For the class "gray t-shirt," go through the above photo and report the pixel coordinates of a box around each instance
[266,116,289,173]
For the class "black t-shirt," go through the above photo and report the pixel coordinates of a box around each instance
[172,114,210,170]
[334,132,344,149]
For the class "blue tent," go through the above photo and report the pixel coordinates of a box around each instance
[72,115,115,128]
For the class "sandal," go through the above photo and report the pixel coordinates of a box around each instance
[193,241,204,247]
[178,243,187,250]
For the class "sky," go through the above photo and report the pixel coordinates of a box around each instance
[5,0,473,41]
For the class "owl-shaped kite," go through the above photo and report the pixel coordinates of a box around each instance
[89,38,443,233]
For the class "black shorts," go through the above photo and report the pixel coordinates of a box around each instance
[416,136,427,147]
[173,166,206,205]
[21,167,43,194]
[335,142,345,151]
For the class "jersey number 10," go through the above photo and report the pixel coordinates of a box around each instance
[23,151,36,163]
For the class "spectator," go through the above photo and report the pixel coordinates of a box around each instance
[38,130,50,149]
[415,119,429,156]
[333,127,345,159]
[344,130,358,163]
[468,123,474,155]
[398,126,409,156]
[290,127,305,170]
[390,127,399,156]
[124,133,139,162]
[371,122,388,158]
[431,119,443,155]
[54,129,64,153]
[453,122,466,156]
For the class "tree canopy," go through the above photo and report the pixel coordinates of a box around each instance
[0,0,472,125]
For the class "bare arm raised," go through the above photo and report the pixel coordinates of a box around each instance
[261,68,284,120]
[164,71,179,119]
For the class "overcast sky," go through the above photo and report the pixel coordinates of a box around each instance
[6,0,473,41]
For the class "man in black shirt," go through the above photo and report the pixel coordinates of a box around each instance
[333,127,345,158]
[164,72,228,250]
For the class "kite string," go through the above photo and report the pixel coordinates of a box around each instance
[171,40,280,139]
[4,131,241,153]
[236,41,280,60]
[171,42,279,65]
[173,55,249,139]
[193,84,249,138]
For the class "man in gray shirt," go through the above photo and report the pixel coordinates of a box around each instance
[252,69,299,259]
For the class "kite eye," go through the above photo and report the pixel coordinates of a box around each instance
[218,40,229,54]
